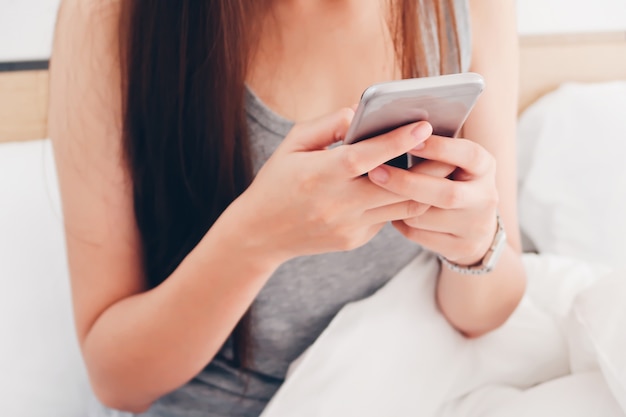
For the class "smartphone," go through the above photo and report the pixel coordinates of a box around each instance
[344,72,485,168]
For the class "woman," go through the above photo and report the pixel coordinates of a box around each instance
[49,0,525,416]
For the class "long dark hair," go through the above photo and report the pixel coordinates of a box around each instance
[118,0,461,368]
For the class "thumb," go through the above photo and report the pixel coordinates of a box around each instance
[284,108,355,152]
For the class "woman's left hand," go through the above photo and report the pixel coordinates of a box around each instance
[368,134,500,266]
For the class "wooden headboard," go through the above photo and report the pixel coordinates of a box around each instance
[519,32,626,112]
[1,32,626,143]
[0,69,49,142]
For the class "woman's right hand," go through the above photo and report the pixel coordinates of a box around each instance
[224,108,434,264]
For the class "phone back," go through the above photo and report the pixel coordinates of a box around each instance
[344,73,485,144]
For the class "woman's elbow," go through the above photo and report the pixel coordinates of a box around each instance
[83,345,156,413]
[90,380,154,414]
[445,295,523,338]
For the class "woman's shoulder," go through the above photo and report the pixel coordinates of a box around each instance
[58,0,121,20]
[54,0,122,60]
[50,0,123,134]
[56,0,121,30]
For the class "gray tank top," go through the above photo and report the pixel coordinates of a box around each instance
[92,3,471,416]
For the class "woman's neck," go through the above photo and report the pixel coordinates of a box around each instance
[247,0,400,123]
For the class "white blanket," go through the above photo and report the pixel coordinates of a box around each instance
[261,252,626,417]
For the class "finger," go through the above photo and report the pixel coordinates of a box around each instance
[332,121,433,177]
[393,220,462,261]
[393,220,492,264]
[369,165,480,210]
[402,209,453,234]
[402,206,464,235]
[352,177,409,209]
[284,107,355,152]
[408,136,495,178]
[363,199,430,224]
[403,207,496,240]
[392,221,467,261]
[363,160,454,218]
[409,159,456,178]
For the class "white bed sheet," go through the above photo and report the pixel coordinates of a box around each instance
[261,252,626,417]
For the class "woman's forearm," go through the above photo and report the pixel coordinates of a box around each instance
[81,205,281,413]
[436,244,526,338]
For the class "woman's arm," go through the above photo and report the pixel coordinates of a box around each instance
[51,1,427,411]
[434,0,525,337]
[50,4,282,412]
[367,0,525,337]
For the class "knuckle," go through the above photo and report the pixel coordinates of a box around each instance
[317,208,336,229]
[296,170,321,194]
[403,216,419,229]
[334,108,355,142]
[431,136,453,159]
[385,127,413,155]
[340,148,364,176]
[396,171,415,192]
[337,230,363,251]
[437,137,453,155]
[392,127,411,146]
[464,140,482,162]
[417,203,431,216]
[320,200,344,226]
[403,223,422,241]
[337,107,355,128]
[336,232,352,251]
[405,200,424,218]
[442,183,465,209]
[306,202,328,226]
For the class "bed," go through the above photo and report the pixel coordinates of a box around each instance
[1,33,625,417]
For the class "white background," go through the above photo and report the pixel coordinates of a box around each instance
[0,0,62,62]
[517,0,626,35]
[1,0,626,62]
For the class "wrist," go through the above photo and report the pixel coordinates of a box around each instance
[214,195,291,273]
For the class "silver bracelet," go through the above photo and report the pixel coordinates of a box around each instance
[437,213,507,275]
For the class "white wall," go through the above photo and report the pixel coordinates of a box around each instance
[1,0,626,62]
[0,0,62,62]
[517,0,626,35]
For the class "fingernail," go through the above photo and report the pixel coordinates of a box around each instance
[369,166,389,183]
[411,122,432,142]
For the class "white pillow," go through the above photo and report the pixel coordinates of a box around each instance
[517,82,626,269]
[0,139,89,417]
